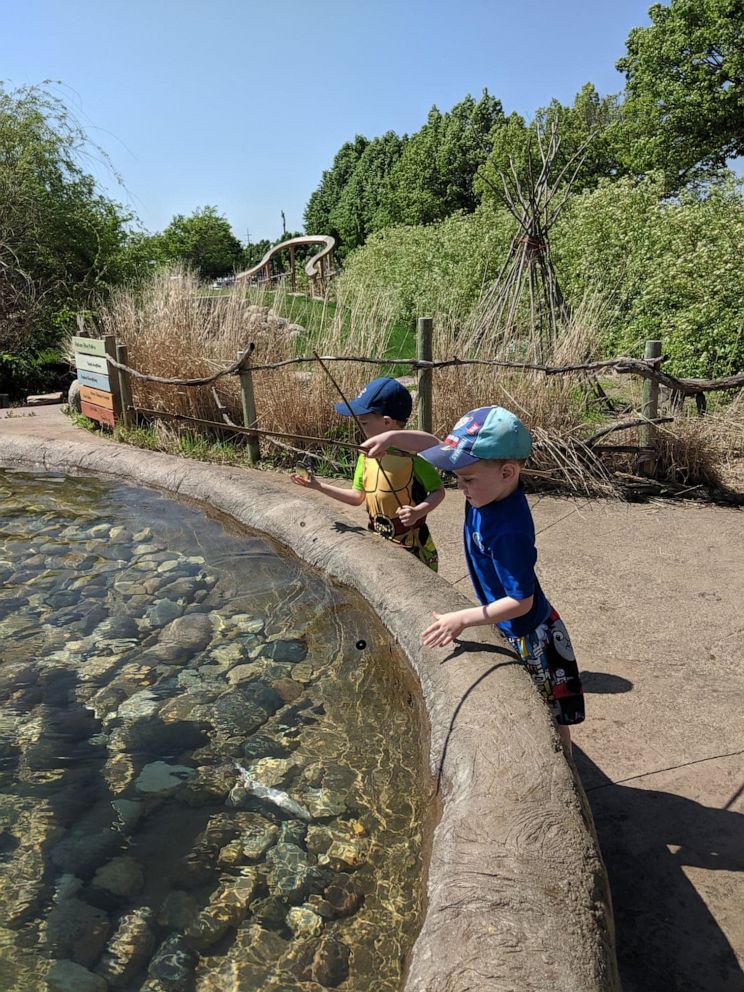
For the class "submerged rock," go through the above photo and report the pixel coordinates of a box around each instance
[183,872,256,951]
[115,689,160,722]
[286,905,323,939]
[135,761,196,796]
[240,734,293,762]
[91,856,145,901]
[147,934,198,989]
[46,959,108,992]
[241,818,278,860]
[157,891,198,932]
[301,788,348,820]
[96,907,155,987]
[309,934,350,987]
[272,677,303,703]
[45,896,111,967]
[265,843,314,904]
[262,638,308,664]
[160,614,213,654]
[207,682,282,737]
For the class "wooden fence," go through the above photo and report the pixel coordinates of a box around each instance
[84,318,743,489]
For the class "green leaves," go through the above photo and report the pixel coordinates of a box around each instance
[379,93,505,227]
[551,174,744,376]
[617,0,744,186]
[0,82,131,390]
[158,206,243,280]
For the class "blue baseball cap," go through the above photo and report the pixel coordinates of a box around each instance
[334,377,413,422]
[419,406,533,470]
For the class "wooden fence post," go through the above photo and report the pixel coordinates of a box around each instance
[237,347,261,465]
[115,342,133,428]
[104,334,123,425]
[638,339,662,477]
[417,316,433,434]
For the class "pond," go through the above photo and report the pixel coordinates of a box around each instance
[0,471,428,992]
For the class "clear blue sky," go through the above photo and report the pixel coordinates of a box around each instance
[1,0,653,243]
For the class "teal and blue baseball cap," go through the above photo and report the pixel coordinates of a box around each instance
[419,406,533,470]
[334,377,413,422]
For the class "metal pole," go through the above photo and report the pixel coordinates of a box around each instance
[639,339,662,476]
[417,317,433,433]
[237,347,260,464]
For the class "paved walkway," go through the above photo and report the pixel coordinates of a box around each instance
[2,407,743,991]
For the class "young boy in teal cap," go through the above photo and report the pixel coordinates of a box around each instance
[290,377,444,571]
[361,405,584,750]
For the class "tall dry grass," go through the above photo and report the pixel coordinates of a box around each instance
[94,267,742,496]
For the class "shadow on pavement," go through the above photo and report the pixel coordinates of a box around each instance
[581,671,634,694]
[575,747,744,992]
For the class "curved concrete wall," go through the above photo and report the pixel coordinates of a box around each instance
[0,434,620,992]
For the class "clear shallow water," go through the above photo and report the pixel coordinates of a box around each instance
[0,471,428,992]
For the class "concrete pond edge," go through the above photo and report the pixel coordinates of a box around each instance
[0,434,621,992]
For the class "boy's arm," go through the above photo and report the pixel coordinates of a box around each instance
[422,595,534,648]
[360,429,440,459]
[290,473,366,507]
[396,483,444,527]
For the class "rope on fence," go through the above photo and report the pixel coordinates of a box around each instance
[105,351,744,397]
[131,405,560,481]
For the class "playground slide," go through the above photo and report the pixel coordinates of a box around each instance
[235,234,336,286]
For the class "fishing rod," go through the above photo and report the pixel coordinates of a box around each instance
[312,351,406,514]
[134,405,555,482]
[134,407,363,450]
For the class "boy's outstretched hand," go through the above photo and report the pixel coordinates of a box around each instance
[422,611,467,648]
[290,472,319,491]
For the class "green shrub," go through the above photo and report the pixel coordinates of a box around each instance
[552,174,744,377]
[336,173,744,378]
[337,205,516,325]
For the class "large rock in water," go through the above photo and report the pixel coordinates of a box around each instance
[45,897,111,967]
[135,761,196,796]
[90,855,144,901]
[207,682,282,737]
[96,907,156,987]
[46,959,107,992]
[147,934,199,987]
[159,613,213,657]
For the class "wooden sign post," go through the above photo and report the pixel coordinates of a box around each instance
[72,334,122,428]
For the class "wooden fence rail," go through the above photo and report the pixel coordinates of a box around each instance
[104,348,744,398]
[93,318,742,490]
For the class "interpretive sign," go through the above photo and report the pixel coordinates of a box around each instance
[72,335,120,428]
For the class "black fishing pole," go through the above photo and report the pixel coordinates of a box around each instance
[312,351,412,538]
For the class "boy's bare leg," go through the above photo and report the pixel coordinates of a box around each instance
[557,723,572,754]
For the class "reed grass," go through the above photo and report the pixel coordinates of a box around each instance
[92,266,742,498]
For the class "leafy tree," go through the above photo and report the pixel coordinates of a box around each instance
[115,231,168,282]
[159,206,243,279]
[328,131,406,250]
[0,82,131,394]
[303,136,370,240]
[379,92,505,226]
[242,238,272,270]
[617,0,744,186]
[339,172,744,378]
[476,84,627,206]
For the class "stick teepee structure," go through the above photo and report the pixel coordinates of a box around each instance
[466,123,592,362]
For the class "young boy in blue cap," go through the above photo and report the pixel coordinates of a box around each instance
[290,376,444,571]
[361,405,584,749]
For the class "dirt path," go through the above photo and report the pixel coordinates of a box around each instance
[2,407,743,991]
